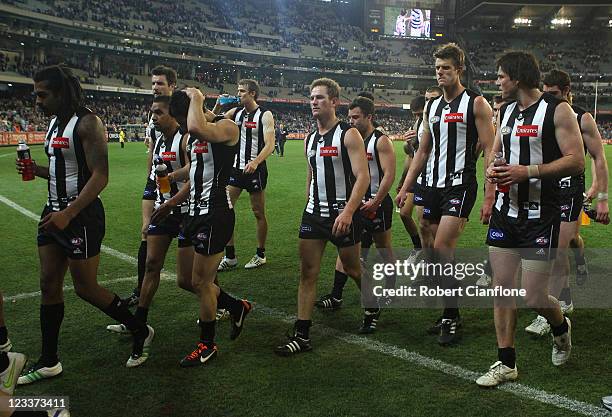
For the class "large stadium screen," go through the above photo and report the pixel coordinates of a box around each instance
[384,6,431,38]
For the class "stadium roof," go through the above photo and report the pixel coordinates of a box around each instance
[456,1,612,27]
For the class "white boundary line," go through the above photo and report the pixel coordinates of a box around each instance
[1,194,609,417]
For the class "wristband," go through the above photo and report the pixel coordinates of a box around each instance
[527,165,540,179]
[597,192,608,201]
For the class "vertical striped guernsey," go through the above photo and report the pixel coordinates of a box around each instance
[152,127,188,214]
[44,107,93,211]
[425,89,479,188]
[495,93,563,219]
[187,116,236,216]
[231,106,267,170]
[305,121,355,218]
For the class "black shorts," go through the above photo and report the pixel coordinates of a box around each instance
[142,178,157,201]
[422,182,477,220]
[37,199,105,260]
[559,187,584,223]
[412,182,429,207]
[228,164,268,193]
[361,195,392,234]
[486,210,560,260]
[183,209,235,255]
[147,212,191,248]
[299,211,362,248]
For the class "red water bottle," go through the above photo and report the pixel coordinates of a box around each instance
[17,140,35,181]
[494,151,509,193]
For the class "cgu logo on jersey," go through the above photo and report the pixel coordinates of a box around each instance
[366,152,374,161]
[51,137,70,149]
[320,146,338,157]
[162,151,177,162]
[444,113,464,123]
[516,125,539,137]
[193,142,209,154]
[245,121,257,129]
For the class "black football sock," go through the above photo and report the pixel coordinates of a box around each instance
[410,233,422,249]
[102,295,143,333]
[551,317,569,337]
[135,306,149,325]
[218,290,242,316]
[331,270,348,300]
[225,245,236,259]
[40,302,64,366]
[137,240,147,293]
[498,347,516,369]
[0,326,7,345]
[295,320,311,339]
[199,319,216,344]
[0,352,8,372]
[256,247,265,258]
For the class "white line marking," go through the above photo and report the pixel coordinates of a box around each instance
[0,194,138,265]
[1,194,608,417]
[0,153,14,158]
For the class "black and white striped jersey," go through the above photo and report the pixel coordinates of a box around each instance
[152,127,188,214]
[425,89,479,188]
[364,129,387,199]
[414,116,434,186]
[187,117,237,216]
[230,106,269,170]
[44,107,94,211]
[558,105,587,192]
[147,114,164,181]
[305,121,356,217]
[494,93,564,219]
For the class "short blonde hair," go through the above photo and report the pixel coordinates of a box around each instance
[310,78,341,99]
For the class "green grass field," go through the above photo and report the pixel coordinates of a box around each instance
[1,141,611,417]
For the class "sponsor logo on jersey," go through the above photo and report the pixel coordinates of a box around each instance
[488,229,504,240]
[500,126,512,135]
[430,116,440,124]
[162,151,177,161]
[320,146,338,157]
[197,232,209,241]
[516,125,539,137]
[449,207,457,212]
[71,237,83,246]
[300,224,312,233]
[51,137,70,149]
[366,153,374,161]
[561,204,570,211]
[194,142,209,154]
[444,113,464,123]
[245,121,257,129]
[414,195,423,202]
[535,236,549,245]
[449,198,461,205]
[423,208,431,214]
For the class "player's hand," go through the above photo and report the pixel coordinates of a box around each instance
[490,164,529,186]
[360,199,379,217]
[244,161,259,174]
[332,210,353,237]
[585,187,597,202]
[396,188,409,208]
[151,202,173,225]
[15,158,32,175]
[39,210,74,232]
[595,200,610,225]
[480,198,493,224]
[184,87,204,101]
[403,130,417,141]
